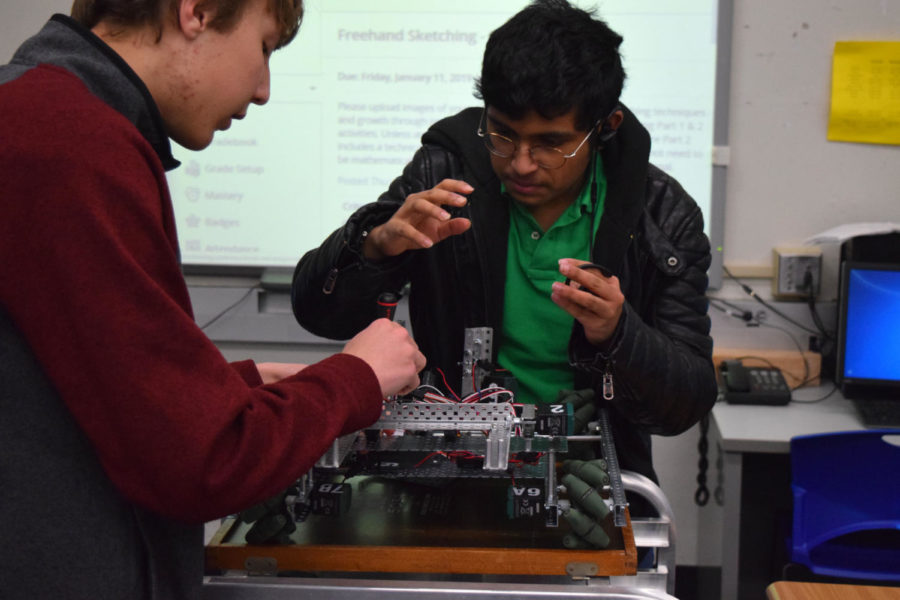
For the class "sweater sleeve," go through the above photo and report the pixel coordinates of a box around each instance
[0,68,383,523]
[231,360,264,387]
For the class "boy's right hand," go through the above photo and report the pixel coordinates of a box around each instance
[363,179,472,260]
[342,319,426,397]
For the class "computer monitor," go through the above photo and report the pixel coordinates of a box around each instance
[835,261,900,400]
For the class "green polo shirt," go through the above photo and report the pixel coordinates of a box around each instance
[497,155,606,404]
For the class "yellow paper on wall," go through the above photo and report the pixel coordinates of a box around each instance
[828,41,900,145]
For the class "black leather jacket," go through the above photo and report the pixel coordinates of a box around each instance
[292,106,716,482]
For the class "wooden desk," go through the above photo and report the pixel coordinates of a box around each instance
[767,581,900,600]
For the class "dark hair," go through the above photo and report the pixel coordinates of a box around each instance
[70,0,304,49]
[474,0,625,131]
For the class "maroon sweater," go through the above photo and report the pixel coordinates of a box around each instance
[0,64,382,523]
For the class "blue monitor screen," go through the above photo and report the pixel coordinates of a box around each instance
[840,264,900,384]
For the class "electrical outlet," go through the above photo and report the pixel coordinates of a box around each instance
[772,246,822,300]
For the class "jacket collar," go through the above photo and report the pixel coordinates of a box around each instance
[591,103,651,273]
[599,103,651,233]
[9,15,180,171]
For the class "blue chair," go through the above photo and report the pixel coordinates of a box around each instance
[789,429,900,582]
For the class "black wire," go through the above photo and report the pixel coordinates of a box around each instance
[707,298,729,314]
[790,380,839,403]
[755,321,811,389]
[792,373,827,388]
[798,270,835,343]
[730,354,780,369]
[722,265,820,336]
[727,350,809,392]
[718,267,843,401]
[708,297,754,322]
[694,414,711,507]
[198,285,261,330]
[712,296,752,316]
[806,291,834,341]
[726,349,828,404]
[710,293,813,390]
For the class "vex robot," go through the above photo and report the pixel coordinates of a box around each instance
[245,326,628,549]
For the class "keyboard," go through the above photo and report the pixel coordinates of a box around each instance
[853,398,900,428]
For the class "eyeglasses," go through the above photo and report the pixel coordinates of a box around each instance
[476,109,598,170]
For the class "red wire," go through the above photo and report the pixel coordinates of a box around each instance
[448,450,482,460]
[414,450,484,469]
[414,451,447,468]
[435,367,461,401]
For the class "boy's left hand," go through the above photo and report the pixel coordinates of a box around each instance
[552,259,624,345]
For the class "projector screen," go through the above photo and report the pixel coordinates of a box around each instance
[169,0,722,269]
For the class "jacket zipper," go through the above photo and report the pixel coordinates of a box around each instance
[323,267,340,294]
[325,227,372,294]
[602,361,614,400]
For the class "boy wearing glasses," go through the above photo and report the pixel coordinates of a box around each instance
[293,0,716,493]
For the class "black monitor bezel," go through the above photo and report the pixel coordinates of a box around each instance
[835,260,900,399]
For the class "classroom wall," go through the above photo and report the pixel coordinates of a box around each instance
[3,0,897,273]
[723,0,900,275]
[3,0,898,571]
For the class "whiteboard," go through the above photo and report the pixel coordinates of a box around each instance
[166,0,727,274]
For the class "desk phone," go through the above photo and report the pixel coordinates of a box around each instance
[720,359,791,406]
